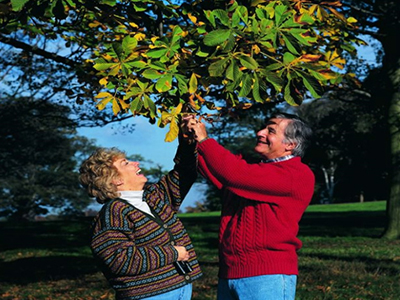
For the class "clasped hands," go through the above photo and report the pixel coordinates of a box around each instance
[181,115,208,144]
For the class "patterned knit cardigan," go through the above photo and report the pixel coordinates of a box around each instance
[90,143,202,299]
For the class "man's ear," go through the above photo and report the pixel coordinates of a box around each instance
[285,142,296,152]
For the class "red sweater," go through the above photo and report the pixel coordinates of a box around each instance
[197,139,315,279]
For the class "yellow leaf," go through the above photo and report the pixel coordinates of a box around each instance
[134,33,146,41]
[129,22,139,28]
[188,13,197,24]
[118,99,130,110]
[96,97,112,110]
[88,20,101,28]
[317,70,338,80]
[173,102,183,115]
[108,64,120,76]
[325,50,346,69]
[252,44,261,54]
[299,54,321,63]
[189,73,198,94]
[165,118,179,142]
[99,78,108,86]
[160,111,173,125]
[112,100,120,115]
[95,92,113,99]
[347,17,358,23]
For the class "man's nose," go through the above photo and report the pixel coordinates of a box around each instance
[257,128,267,136]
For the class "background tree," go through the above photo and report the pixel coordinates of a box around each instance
[321,0,400,239]
[297,96,389,205]
[0,97,96,221]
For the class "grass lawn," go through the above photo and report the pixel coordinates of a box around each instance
[1,201,399,300]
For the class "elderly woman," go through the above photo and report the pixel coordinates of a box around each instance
[79,134,202,300]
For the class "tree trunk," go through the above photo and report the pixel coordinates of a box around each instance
[383,66,400,239]
[381,14,400,238]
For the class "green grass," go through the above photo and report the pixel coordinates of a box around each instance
[1,201,399,300]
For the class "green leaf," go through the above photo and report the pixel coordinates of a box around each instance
[238,74,252,97]
[148,61,167,71]
[283,52,296,64]
[236,6,249,24]
[282,34,300,55]
[156,74,173,92]
[204,29,232,46]
[209,58,228,77]
[284,81,298,106]
[252,74,263,103]
[100,0,117,6]
[122,36,138,52]
[93,60,119,71]
[226,59,240,81]
[171,25,183,45]
[137,80,149,91]
[196,47,211,57]
[130,97,143,114]
[144,95,157,118]
[262,70,284,93]
[11,0,29,11]
[121,63,131,77]
[175,74,188,94]
[296,71,323,98]
[126,61,147,69]
[290,29,317,46]
[112,42,124,60]
[142,69,163,80]
[147,48,168,58]
[274,5,288,26]
[204,10,216,27]
[239,55,259,70]
[212,9,230,26]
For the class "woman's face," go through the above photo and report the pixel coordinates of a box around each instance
[112,157,148,191]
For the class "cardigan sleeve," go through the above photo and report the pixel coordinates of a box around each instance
[197,138,302,201]
[149,140,198,212]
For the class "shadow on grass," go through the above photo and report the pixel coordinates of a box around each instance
[0,219,92,251]
[0,255,99,284]
[299,210,387,237]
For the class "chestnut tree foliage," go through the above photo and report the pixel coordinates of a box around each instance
[0,0,363,141]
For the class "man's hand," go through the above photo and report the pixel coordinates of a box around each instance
[185,115,208,143]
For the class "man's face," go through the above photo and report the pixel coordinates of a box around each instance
[112,157,148,190]
[254,118,294,160]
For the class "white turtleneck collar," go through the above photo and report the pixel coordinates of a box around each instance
[119,190,154,217]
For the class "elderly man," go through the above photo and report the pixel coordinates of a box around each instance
[187,112,315,300]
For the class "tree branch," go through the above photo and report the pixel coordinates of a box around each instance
[0,34,80,68]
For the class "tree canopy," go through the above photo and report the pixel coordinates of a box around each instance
[0,0,363,140]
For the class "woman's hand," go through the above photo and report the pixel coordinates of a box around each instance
[174,245,190,261]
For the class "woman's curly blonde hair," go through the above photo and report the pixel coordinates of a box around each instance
[79,147,126,204]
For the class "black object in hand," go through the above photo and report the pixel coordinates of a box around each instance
[174,261,193,275]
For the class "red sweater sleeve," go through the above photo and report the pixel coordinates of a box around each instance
[197,138,314,204]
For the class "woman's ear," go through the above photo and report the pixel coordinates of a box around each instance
[112,178,124,187]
